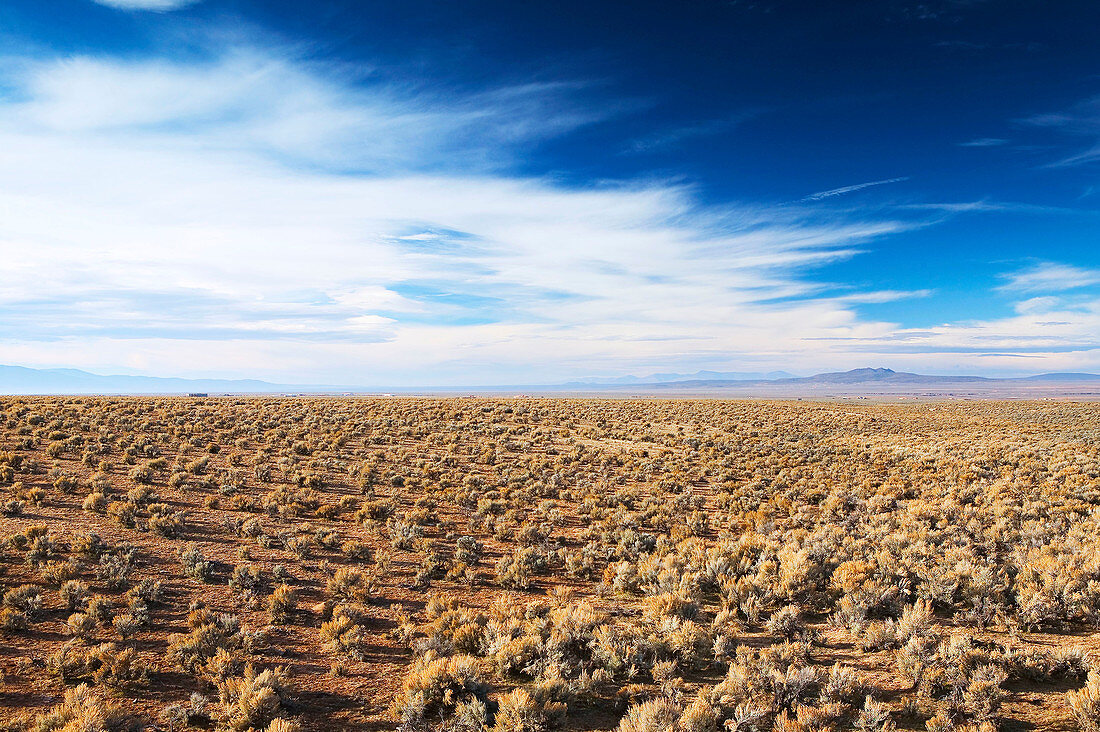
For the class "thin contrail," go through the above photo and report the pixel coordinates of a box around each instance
[803,176,910,201]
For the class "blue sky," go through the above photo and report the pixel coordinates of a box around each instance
[0,0,1098,384]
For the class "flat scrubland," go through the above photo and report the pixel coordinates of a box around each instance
[1,399,1099,732]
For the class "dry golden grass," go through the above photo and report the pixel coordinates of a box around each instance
[0,397,1097,731]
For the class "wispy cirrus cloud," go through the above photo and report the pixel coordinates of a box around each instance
[958,137,1007,147]
[622,112,759,154]
[997,262,1100,293]
[1021,95,1100,167]
[12,51,611,174]
[91,0,199,10]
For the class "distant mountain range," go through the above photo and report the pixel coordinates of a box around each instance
[629,367,1100,390]
[1021,372,1100,382]
[0,365,306,395]
[0,364,1099,395]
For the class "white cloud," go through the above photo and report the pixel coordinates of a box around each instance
[834,289,934,304]
[0,39,1097,383]
[1014,296,1060,314]
[92,0,198,10]
[997,262,1100,293]
[12,52,607,173]
[890,303,1100,357]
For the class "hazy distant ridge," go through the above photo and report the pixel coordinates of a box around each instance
[634,367,1100,389]
[1,364,1099,395]
[0,365,301,395]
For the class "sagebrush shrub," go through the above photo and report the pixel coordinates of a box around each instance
[492,687,567,732]
[30,683,132,732]
[1068,672,1100,732]
[394,652,491,730]
[616,698,680,732]
[181,545,216,582]
[217,665,294,732]
[269,584,297,624]
[4,584,43,615]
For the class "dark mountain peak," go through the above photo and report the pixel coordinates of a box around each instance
[845,367,896,377]
[794,367,918,384]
